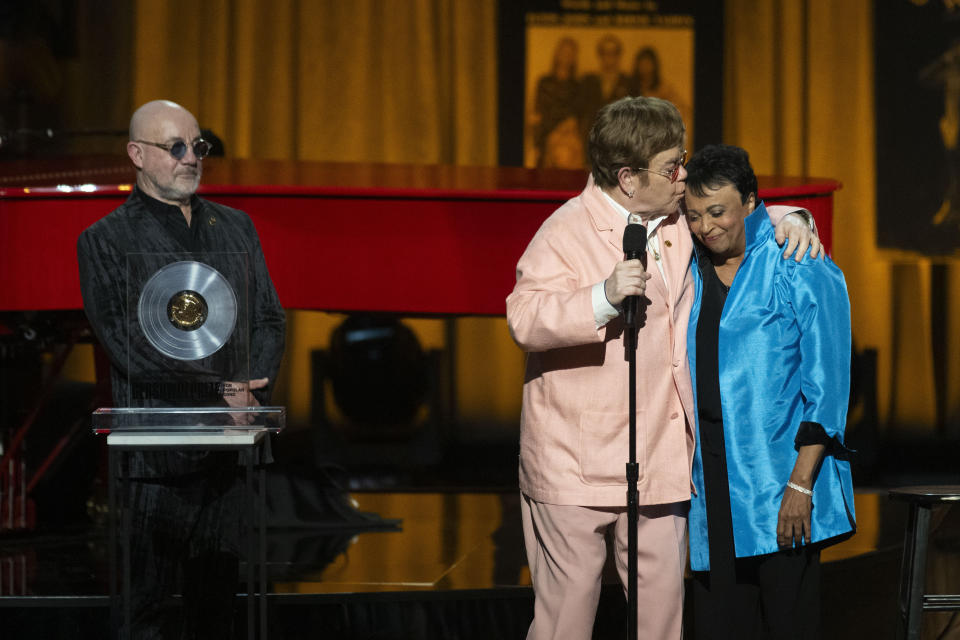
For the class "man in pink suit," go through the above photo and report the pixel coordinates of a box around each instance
[506,97,819,639]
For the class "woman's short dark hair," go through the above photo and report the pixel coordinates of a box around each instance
[684,144,758,205]
[588,96,685,189]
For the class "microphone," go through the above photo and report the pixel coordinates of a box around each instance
[622,223,647,328]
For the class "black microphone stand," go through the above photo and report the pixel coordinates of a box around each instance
[624,301,639,640]
[621,222,646,640]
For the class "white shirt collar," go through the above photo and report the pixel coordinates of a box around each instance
[600,190,666,235]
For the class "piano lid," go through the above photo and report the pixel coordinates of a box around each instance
[0,155,841,199]
[0,156,590,201]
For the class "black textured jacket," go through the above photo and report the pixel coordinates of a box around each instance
[77,187,286,408]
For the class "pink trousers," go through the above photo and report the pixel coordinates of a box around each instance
[521,494,688,640]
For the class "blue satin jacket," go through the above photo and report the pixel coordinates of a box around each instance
[686,203,856,571]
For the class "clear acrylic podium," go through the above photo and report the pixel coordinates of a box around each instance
[94,251,285,637]
[94,407,285,640]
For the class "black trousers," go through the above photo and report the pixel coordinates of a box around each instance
[691,546,821,640]
[128,451,243,640]
[692,444,822,640]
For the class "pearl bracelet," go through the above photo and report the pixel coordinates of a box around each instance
[787,481,813,496]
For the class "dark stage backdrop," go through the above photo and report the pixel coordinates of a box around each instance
[875,0,960,255]
[497,0,722,168]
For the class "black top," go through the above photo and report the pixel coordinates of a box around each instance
[139,189,207,253]
[695,257,728,456]
[77,187,286,407]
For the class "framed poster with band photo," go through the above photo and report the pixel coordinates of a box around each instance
[497,0,723,168]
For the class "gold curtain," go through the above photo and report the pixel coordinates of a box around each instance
[725,0,960,435]
[130,0,498,165]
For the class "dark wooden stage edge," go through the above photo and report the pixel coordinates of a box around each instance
[0,157,839,315]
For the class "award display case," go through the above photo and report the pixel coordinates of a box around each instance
[124,251,249,408]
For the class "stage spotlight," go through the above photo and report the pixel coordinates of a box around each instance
[327,315,429,427]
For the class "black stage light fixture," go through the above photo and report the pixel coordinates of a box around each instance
[327,315,429,428]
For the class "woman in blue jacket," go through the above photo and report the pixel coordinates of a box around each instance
[683,145,856,640]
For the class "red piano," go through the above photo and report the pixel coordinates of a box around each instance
[0,157,839,315]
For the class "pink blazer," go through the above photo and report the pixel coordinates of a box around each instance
[507,180,697,507]
[507,180,803,507]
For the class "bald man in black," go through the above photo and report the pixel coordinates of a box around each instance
[78,100,285,639]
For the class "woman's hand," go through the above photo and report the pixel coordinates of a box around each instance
[777,442,826,547]
[777,483,813,548]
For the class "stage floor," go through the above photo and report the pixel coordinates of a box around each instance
[1,488,958,639]
[274,490,899,593]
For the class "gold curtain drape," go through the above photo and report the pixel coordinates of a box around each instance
[725,0,960,436]
[130,0,498,165]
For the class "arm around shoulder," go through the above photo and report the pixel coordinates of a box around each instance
[767,205,823,260]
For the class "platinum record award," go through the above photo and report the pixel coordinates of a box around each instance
[137,260,238,361]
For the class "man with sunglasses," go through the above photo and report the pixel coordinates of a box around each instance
[77,100,285,639]
[506,97,819,640]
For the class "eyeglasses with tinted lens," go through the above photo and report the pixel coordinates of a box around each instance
[134,138,212,160]
[633,149,687,183]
